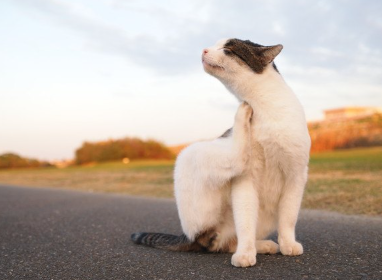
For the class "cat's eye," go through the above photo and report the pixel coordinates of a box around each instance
[217,47,233,55]
[223,48,233,55]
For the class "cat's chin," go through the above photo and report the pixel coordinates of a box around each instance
[202,60,224,72]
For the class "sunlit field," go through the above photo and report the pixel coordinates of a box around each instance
[0,147,381,216]
[304,147,382,216]
[0,160,175,198]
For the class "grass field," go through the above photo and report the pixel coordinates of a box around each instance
[0,147,381,216]
[305,147,382,216]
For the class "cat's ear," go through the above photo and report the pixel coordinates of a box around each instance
[260,44,283,63]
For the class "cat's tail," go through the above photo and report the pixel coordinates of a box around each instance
[131,232,213,252]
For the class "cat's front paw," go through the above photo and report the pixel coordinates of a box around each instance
[235,102,253,125]
[279,241,303,256]
[231,251,257,267]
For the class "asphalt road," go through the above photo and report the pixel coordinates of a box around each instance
[0,185,381,280]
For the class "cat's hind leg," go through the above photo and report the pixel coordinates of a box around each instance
[255,209,279,254]
[177,102,252,189]
[207,205,237,253]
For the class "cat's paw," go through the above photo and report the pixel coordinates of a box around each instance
[235,102,253,124]
[256,240,280,254]
[279,241,303,256]
[231,251,257,267]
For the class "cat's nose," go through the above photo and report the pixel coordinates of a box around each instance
[203,49,209,54]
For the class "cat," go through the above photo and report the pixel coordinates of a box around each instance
[131,102,267,252]
[132,38,311,268]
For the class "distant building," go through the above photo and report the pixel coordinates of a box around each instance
[52,159,73,168]
[324,107,382,121]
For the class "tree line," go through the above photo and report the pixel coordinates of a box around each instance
[2,113,382,169]
[0,153,52,169]
[75,137,174,165]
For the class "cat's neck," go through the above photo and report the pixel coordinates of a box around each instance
[223,64,296,115]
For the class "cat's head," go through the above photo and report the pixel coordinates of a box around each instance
[202,38,283,79]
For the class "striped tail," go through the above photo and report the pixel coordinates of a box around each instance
[131,232,213,252]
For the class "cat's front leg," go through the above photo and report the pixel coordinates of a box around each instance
[231,174,258,267]
[277,171,307,256]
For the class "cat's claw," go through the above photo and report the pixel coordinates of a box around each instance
[279,241,303,256]
[231,251,257,267]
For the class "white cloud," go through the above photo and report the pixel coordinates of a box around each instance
[13,0,382,79]
[2,0,382,159]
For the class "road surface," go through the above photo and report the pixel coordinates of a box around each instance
[0,185,381,279]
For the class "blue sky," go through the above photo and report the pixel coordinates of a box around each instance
[1,0,381,161]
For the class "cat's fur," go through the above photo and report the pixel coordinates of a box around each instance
[132,38,311,268]
[132,102,259,252]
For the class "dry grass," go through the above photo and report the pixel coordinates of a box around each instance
[0,147,381,216]
[304,174,382,216]
[303,147,382,216]
[0,160,175,198]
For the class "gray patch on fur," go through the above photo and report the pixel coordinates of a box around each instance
[224,39,283,74]
[219,128,233,138]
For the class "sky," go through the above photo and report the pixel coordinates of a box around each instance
[1,0,381,161]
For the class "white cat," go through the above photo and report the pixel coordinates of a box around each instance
[132,102,265,253]
[132,38,311,268]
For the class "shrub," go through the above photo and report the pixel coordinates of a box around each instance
[75,137,175,165]
[0,153,52,169]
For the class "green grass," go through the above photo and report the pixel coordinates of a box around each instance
[309,146,382,171]
[1,147,381,216]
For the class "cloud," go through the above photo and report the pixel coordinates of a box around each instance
[13,0,204,74]
[12,0,382,92]
[3,0,382,160]
[14,0,131,51]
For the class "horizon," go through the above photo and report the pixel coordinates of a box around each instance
[1,0,382,161]
[2,105,381,163]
